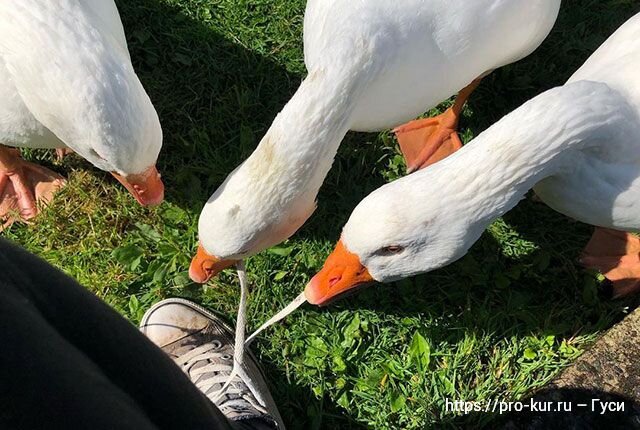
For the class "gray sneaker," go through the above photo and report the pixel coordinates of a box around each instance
[140,298,285,429]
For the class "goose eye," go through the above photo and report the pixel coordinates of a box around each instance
[378,245,405,255]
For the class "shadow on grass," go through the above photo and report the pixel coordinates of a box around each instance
[317,229,634,348]
[115,0,640,253]
[116,0,300,208]
[113,1,640,429]
[114,1,372,428]
[259,360,369,430]
[306,0,640,329]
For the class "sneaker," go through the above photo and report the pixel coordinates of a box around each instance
[140,298,285,429]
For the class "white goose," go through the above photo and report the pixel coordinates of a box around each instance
[190,0,561,282]
[0,0,164,227]
[305,13,640,306]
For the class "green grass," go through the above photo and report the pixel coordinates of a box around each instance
[5,0,640,428]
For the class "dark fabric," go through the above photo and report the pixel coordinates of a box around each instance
[234,419,277,430]
[0,238,235,430]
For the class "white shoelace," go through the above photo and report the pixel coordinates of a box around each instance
[176,343,236,394]
[176,342,268,415]
[211,262,307,402]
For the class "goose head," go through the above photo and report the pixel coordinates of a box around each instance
[0,1,166,207]
[302,79,623,305]
[304,164,487,306]
[189,154,318,284]
[69,72,165,207]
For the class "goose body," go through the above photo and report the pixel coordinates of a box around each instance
[306,13,640,305]
[0,0,164,213]
[191,0,561,282]
[0,58,62,150]
[305,0,561,131]
[535,16,640,229]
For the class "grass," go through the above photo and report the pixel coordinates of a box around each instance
[5,0,640,428]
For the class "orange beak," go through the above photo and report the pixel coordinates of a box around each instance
[304,239,375,306]
[189,244,237,284]
[111,165,164,207]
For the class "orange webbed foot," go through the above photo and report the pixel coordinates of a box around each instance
[0,153,66,230]
[393,78,482,173]
[394,108,463,172]
[580,228,640,298]
[55,147,74,162]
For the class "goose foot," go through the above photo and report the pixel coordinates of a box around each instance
[394,110,463,172]
[580,228,640,298]
[0,147,65,230]
[394,78,481,173]
[55,147,74,162]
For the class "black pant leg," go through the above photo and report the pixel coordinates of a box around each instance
[0,238,234,430]
[0,286,160,429]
